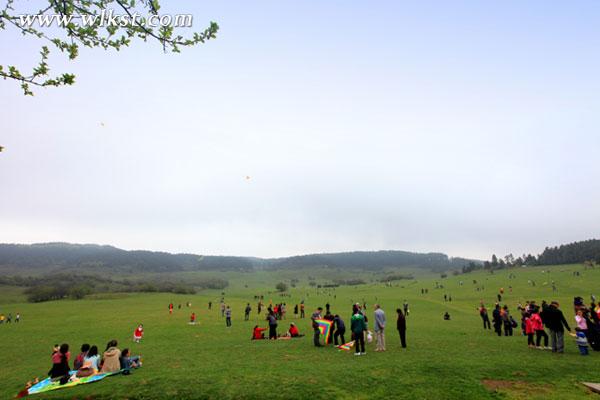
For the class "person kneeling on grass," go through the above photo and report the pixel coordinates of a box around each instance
[120,348,142,374]
[252,325,267,340]
[288,323,304,337]
[100,340,121,373]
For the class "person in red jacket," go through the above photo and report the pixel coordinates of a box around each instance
[252,325,267,340]
[525,313,535,348]
[288,323,304,337]
[530,308,549,349]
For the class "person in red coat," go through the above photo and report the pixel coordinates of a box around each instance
[133,324,144,343]
[252,326,267,340]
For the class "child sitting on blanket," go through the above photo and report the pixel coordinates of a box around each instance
[120,348,142,374]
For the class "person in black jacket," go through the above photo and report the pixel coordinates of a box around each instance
[333,314,346,345]
[396,308,407,348]
[541,301,571,353]
[492,304,502,337]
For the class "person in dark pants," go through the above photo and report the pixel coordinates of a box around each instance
[324,310,335,344]
[351,310,367,355]
[492,304,502,336]
[225,306,232,327]
[396,308,407,348]
[311,307,323,347]
[541,301,571,353]
[502,305,513,336]
[479,305,491,329]
[333,314,346,345]
[244,303,251,321]
[300,303,305,319]
[267,311,278,339]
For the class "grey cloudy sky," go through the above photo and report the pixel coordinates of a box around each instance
[1,1,599,259]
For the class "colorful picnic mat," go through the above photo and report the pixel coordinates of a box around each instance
[26,370,120,396]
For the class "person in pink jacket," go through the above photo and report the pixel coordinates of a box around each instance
[531,308,549,349]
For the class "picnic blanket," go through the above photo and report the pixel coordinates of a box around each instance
[25,370,121,396]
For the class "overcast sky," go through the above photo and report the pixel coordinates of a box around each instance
[1,1,599,259]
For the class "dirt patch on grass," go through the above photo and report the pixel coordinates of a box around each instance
[482,380,553,398]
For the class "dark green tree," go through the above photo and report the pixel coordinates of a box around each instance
[491,254,498,267]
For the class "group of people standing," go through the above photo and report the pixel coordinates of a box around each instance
[311,302,408,356]
[482,295,600,355]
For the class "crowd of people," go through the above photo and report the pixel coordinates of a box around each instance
[48,339,141,385]
[480,294,600,355]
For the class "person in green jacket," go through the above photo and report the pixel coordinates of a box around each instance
[351,311,367,355]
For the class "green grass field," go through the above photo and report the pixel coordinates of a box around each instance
[1,265,599,399]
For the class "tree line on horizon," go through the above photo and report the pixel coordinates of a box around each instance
[461,239,600,274]
[0,243,477,274]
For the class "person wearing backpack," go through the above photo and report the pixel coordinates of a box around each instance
[73,344,90,370]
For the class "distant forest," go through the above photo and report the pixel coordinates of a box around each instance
[0,243,477,274]
[461,239,600,274]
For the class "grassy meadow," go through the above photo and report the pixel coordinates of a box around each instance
[1,264,599,399]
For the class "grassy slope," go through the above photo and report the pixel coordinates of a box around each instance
[1,264,599,399]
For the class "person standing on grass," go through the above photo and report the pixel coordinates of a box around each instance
[374,304,386,351]
[501,305,513,336]
[333,314,346,345]
[208,301,212,310]
[403,300,409,316]
[351,309,367,355]
[294,304,299,318]
[324,309,335,344]
[267,310,278,339]
[525,312,536,348]
[396,308,407,348]
[300,302,305,319]
[479,305,491,330]
[542,301,571,353]
[531,307,549,349]
[133,324,143,343]
[245,303,252,321]
[15,312,20,323]
[311,307,323,347]
[492,304,502,337]
[226,306,232,327]
[169,303,174,314]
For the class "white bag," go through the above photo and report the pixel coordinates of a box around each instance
[366,331,373,343]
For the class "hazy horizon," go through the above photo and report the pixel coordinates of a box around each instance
[2,1,599,260]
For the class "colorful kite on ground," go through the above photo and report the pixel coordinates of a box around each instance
[20,370,121,397]
[315,319,333,343]
[336,340,355,351]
